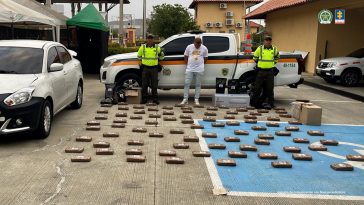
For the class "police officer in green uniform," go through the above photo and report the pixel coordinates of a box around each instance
[137,35,164,104]
[251,36,280,109]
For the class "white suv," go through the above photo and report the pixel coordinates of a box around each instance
[0,40,83,138]
[316,48,364,86]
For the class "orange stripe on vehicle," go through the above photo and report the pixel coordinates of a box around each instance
[111,58,297,66]
[112,61,140,66]
[278,59,297,63]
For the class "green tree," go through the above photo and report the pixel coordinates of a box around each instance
[148,4,199,38]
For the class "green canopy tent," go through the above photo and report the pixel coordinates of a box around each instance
[67,4,109,74]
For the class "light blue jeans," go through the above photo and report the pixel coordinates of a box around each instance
[183,71,203,100]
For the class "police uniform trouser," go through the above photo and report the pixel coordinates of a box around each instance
[251,68,274,106]
[141,65,158,100]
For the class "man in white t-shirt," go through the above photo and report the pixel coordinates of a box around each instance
[180,36,208,105]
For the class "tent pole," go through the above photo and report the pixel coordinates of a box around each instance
[52,26,56,41]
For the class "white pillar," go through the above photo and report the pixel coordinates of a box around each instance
[142,0,146,39]
[45,0,51,7]
[119,0,124,45]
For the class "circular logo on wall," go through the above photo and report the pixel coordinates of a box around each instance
[222,68,229,76]
[318,9,333,24]
[162,68,171,76]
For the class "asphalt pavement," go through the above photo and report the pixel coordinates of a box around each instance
[0,74,363,205]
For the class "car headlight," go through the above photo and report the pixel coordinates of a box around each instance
[327,62,337,68]
[103,59,115,68]
[4,86,36,106]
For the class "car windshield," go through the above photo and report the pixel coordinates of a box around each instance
[0,47,44,74]
[347,48,364,58]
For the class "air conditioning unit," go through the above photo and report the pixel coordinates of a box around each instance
[215,22,223,28]
[226,11,234,17]
[219,3,227,9]
[225,19,235,26]
[236,22,243,28]
[205,22,213,28]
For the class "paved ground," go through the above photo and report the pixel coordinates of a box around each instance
[302,73,364,98]
[0,75,363,205]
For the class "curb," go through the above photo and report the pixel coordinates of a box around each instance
[303,81,364,103]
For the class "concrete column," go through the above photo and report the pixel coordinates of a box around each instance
[119,0,124,45]
[71,3,75,17]
[142,0,146,39]
[45,0,51,7]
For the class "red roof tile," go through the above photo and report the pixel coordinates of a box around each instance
[189,0,263,9]
[249,21,262,27]
[245,0,313,19]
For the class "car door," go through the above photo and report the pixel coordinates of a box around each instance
[57,46,77,104]
[159,36,195,88]
[46,46,66,111]
[202,36,236,87]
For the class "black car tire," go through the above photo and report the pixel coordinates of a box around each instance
[34,100,52,139]
[115,73,142,95]
[70,82,83,109]
[341,69,360,87]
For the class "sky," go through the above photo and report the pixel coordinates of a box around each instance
[60,0,267,21]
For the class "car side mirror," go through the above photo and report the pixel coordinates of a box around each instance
[49,63,63,72]
[68,50,77,57]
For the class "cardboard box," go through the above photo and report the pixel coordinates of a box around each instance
[213,93,250,108]
[291,102,313,120]
[125,88,141,104]
[300,105,322,126]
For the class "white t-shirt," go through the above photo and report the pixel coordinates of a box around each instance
[184,44,208,73]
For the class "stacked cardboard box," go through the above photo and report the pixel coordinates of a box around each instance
[291,101,322,125]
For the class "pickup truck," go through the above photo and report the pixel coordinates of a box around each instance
[316,48,364,86]
[100,32,304,100]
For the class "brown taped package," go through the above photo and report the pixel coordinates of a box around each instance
[184,136,199,142]
[93,141,110,148]
[254,139,270,145]
[258,134,274,140]
[208,143,226,149]
[65,147,84,153]
[239,144,257,151]
[192,151,211,157]
[159,150,176,156]
[103,132,119,137]
[173,143,189,149]
[258,152,278,159]
[71,155,91,162]
[272,161,292,168]
[331,163,353,171]
[228,151,247,158]
[224,137,240,142]
[217,159,236,166]
[283,146,301,153]
[128,140,144,146]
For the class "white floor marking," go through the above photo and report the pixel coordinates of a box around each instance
[194,119,364,200]
[312,141,364,170]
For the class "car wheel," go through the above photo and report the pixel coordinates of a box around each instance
[341,69,360,87]
[115,73,141,95]
[35,100,52,139]
[70,82,83,109]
